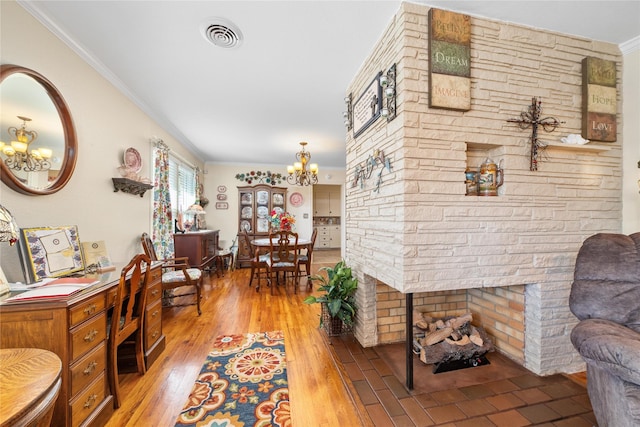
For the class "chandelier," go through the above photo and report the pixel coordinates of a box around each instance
[286,142,318,186]
[1,116,52,172]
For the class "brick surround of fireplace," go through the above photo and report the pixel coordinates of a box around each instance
[345,3,623,376]
[376,283,525,364]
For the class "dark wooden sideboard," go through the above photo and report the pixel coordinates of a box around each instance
[0,262,166,427]
[173,230,219,270]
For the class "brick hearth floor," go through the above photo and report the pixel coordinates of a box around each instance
[328,335,596,427]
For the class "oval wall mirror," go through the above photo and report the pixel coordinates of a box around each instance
[0,64,77,195]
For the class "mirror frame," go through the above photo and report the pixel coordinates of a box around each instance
[0,64,77,196]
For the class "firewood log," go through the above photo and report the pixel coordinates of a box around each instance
[423,327,453,345]
[449,313,473,330]
[445,335,471,346]
[469,327,484,346]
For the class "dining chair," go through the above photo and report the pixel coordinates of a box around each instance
[214,237,237,276]
[140,232,202,315]
[297,228,318,289]
[265,230,299,295]
[242,229,269,292]
[108,253,150,409]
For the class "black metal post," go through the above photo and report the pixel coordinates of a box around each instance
[405,292,413,390]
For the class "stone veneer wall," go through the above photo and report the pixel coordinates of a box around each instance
[345,2,623,375]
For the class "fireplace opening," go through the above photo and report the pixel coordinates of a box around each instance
[375,281,526,368]
[412,311,495,373]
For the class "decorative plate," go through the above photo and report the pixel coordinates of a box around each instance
[257,206,269,218]
[257,191,269,205]
[241,193,252,204]
[290,192,304,207]
[241,206,252,219]
[272,193,284,205]
[240,220,251,232]
[124,147,142,173]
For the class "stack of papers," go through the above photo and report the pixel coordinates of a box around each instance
[5,277,100,302]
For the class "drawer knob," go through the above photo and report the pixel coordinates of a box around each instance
[151,309,159,319]
[151,331,159,339]
[84,329,98,342]
[83,394,98,409]
[83,304,97,316]
[151,289,159,297]
[83,361,98,376]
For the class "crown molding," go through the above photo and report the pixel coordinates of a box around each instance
[620,36,640,55]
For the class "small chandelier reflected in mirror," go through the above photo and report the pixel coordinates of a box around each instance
[286,142,318,186]
[1,116,52,172]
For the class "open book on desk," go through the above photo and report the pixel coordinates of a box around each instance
[5,277,100,302]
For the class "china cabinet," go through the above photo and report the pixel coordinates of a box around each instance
[236,185,287,268]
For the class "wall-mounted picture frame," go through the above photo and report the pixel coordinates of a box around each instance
[216,193,227,201]
[353,72,382,138]
[216,202,229,210]
[20,225,84,282]
[217,185,227,193]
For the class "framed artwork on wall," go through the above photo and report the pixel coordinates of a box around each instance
[353,72,382,137]
[20,225,84,282]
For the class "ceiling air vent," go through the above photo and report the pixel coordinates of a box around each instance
[202,18,243,49]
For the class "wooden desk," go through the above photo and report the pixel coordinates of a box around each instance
[0,263,165,427]
[0,348,62,427]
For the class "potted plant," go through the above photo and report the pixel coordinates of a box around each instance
[304,260,358,336]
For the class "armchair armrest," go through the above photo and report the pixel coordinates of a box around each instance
[571,318,640,385]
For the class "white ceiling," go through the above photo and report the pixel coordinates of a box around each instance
[21,0,640,170]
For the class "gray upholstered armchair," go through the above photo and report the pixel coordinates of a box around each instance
[569,232,640,427]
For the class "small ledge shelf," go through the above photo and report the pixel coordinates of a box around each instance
[112,177,153,197]
[545,142,612,152]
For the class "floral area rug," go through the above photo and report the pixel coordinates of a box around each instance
[175,331,290,427]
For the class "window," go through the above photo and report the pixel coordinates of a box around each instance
[168,155,196,218]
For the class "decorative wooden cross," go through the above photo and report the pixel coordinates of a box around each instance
[507,97,564,171]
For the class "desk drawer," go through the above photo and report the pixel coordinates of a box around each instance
[150,265,162,283]
[145,299,162,350]
[70,373,106,427]
[70,341,106,398]
[147,279,162,305]
[70,313,106,361]
[69,294,106,328]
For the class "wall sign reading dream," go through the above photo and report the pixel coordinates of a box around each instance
[428,8,471,111]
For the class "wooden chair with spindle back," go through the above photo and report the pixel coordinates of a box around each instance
[141,232,202,315]
[265,230,299,295]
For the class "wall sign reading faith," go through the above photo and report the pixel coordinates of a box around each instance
[353,72,382,137]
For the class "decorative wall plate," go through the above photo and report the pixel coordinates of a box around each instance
[217,185,227,193]
[124,147,142,173]
[290,192,304,207]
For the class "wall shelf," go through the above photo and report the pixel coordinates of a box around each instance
[112,177,153,197]
[545,142,612,152]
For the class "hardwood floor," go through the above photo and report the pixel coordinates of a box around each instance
[105,249,365,427]
[106,249,589,426]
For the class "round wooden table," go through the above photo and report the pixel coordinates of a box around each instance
[0,348,62,427]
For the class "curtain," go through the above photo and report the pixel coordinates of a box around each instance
[152,141,174,259]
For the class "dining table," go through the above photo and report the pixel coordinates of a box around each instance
[251,237,312,250]
[249,237,313,290]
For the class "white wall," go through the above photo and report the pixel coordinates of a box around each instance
[202,163,346,248]
[622,41,640,234]
[0,1,203,281]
